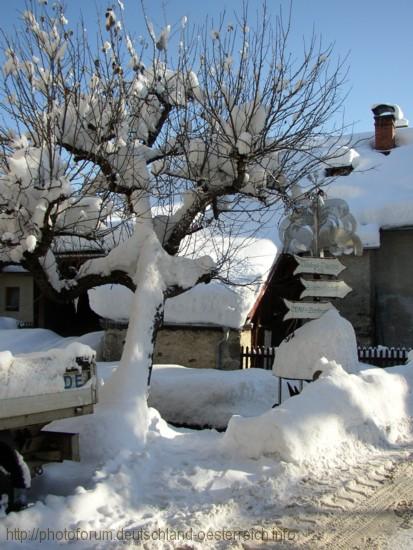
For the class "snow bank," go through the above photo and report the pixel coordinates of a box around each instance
[0,328,64,354]
[273,310,358,379]
[148,365,277,429]
[0,328,103,357]
[223,360,410,462]
[0,342,95,399]
[0,317,19,330]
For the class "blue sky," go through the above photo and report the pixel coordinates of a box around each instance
[2,0,412,132]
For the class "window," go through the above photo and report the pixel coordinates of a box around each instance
[5,287,20,312]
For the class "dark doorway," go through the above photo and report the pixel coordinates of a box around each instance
[39,291,101,336]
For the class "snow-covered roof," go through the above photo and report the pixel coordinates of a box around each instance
[89,230,279,330]
[327,125,413,248]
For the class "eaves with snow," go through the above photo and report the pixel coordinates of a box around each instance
[89,216,279,330]
[90,103,413,329]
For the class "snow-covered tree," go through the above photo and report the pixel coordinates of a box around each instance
[0,2,348,452]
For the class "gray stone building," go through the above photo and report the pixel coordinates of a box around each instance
[339,228,413,347]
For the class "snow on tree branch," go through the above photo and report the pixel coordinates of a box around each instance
[0,0,349,300]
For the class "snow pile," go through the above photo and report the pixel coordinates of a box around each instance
[0,328,65,354]
[88,285,131,322]
[0,317,18,330]
[0,329,103,356]
[273,310,358,379]
[148,365,277,429]
[63,332,103,359]
[2,340,413,545]
[0,342,95,399]
[223,360,410,462]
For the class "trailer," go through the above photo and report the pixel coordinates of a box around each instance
[0,354,98,513]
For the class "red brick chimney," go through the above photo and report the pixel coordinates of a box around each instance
[374,114,395,151]
[371,104,396,151]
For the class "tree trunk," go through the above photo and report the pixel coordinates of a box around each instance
[98,229,166,454]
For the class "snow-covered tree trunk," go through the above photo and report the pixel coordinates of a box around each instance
[98,225,166,449]
[94,213,214,448]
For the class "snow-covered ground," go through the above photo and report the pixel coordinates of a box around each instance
[2,327,413,548]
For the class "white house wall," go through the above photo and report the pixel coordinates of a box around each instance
[0,272,34,324]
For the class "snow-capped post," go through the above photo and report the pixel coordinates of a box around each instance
[0,1,350,453]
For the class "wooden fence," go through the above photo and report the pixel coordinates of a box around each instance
[240,345,411,370]
[240,346,276,370]
[357,346,411,368]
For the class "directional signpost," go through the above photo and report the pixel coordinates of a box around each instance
[299,279,352,299]
[293,255,346,277]
[283,299,336,320]
[283,255,351,322]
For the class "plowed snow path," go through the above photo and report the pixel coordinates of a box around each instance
[257,452,413,549]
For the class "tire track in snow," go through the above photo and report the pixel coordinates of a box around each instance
[265,455,413,549]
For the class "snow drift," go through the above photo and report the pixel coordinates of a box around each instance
[148,365,278,429]
[223,360,411,462]
[0,328,103,356]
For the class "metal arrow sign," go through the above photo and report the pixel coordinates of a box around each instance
[293,255,346,277]
[300,278,352,299]
[283,299,336,321]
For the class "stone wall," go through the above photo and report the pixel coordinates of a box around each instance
[101,323,248,370]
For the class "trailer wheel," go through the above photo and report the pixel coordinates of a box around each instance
[0,443,29,513]
[0,468,14,514]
